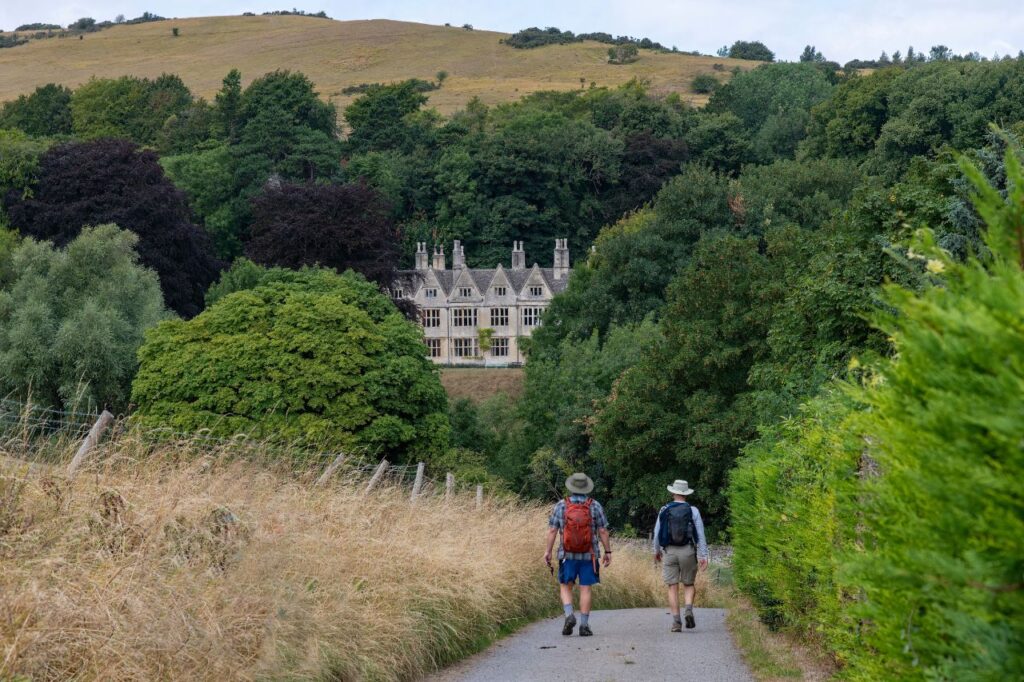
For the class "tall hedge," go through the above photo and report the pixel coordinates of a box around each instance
[131,268,449,460]
[729,144,1024,679]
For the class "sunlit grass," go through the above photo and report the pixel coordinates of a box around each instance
[0,430,661,680]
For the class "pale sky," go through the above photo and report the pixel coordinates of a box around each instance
[1,0,1021,63]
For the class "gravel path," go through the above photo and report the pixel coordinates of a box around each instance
[423,608,753,682]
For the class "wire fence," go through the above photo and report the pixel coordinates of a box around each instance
[0,398,482,501]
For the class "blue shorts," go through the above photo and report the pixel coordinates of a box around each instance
[559,558,600,586]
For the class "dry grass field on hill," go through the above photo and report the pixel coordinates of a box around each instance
[0,16,755,114]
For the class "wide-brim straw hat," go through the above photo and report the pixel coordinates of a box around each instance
[565,472,595,495]
[667,479,694,496]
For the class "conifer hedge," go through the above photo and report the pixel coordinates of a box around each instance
[729,143,1024,679]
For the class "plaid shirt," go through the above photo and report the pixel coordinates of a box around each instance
[548,494,608,560]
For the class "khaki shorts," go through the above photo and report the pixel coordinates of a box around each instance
[661,544,697,586]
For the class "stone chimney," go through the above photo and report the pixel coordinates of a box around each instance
[511,241,526,270]
[432,244,446,270]
[452,240,465,271]
[415,242,428,270]
[553,238,570,280]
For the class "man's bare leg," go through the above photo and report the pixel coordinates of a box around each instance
[668,583,680,617]
[560,582,575,611]
[683,583,696,628]
[579,585,592,615]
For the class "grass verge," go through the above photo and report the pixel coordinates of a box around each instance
[705,564,836,681]
[0,435,659,680]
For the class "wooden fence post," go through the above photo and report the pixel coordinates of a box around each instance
[476,484,483,509]
[315,452,346,487]
[365,459,389,494]
[410,462,426,502]
[67,410,114,479]
[445,472,455,499]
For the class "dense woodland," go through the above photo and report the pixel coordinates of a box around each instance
[1,49,1023,678]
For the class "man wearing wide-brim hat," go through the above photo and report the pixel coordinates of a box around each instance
[544,472,612,637]
[652,479,709,631]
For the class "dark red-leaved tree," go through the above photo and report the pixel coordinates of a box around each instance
[245,181,400,288]
[5,139,223,318]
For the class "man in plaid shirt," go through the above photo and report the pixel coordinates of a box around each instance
[543,472,612,637]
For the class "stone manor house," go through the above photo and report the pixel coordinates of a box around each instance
[393,239,571,366]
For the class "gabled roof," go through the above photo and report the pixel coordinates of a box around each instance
[395,266,570,297]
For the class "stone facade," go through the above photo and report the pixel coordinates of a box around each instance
[394,239,570,366]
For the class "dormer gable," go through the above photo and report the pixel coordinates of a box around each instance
[448,267,483,302]
[413,269,444,304]
[518,264,552,299]
[488,264,514,298]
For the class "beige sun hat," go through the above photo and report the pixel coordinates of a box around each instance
[667,479,694,496]
[565,472,595,495]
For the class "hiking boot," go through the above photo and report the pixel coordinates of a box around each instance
[579,624,593,637]
[685,612,696,629]
[671,621,682,633]
[561,614,577,636]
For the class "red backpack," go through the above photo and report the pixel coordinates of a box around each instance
[562,497,594,554]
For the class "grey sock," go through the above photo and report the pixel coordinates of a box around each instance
[685,604,694,615]
[580,613,590,626]
[563,604,574,617]
[673,614,682,624]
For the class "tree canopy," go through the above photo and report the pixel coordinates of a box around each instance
[245,181,399,287]
[0,224,167,411]
[4,139,222,318]
[131,268,449,459]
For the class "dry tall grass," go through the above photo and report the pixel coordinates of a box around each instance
[0,16,756,114]
[0,434,661,680]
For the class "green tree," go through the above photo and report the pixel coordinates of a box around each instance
[708,63,833,162]
[131,268,448,459]
[0,227,17,287]
[0,83,73,136]
[70,74,193,144]
[0,224,168,411]
[213,69,243,141]
[727,40,775,62]
[0,129,51,208]
[343,80,430,154]
[590,233,779,532]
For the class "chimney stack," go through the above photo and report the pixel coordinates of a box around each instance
[553,238,570,280]
[452,240,465,271]
[415,242,428,270]
[432,244,446,270]
[511,241,526,270]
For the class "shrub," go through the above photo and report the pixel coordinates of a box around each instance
[607,44,638,64]
[691,73,718,94]
[0,224,168,412]
[131,268,449,460]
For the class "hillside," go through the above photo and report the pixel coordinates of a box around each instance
[0,16,755,113]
